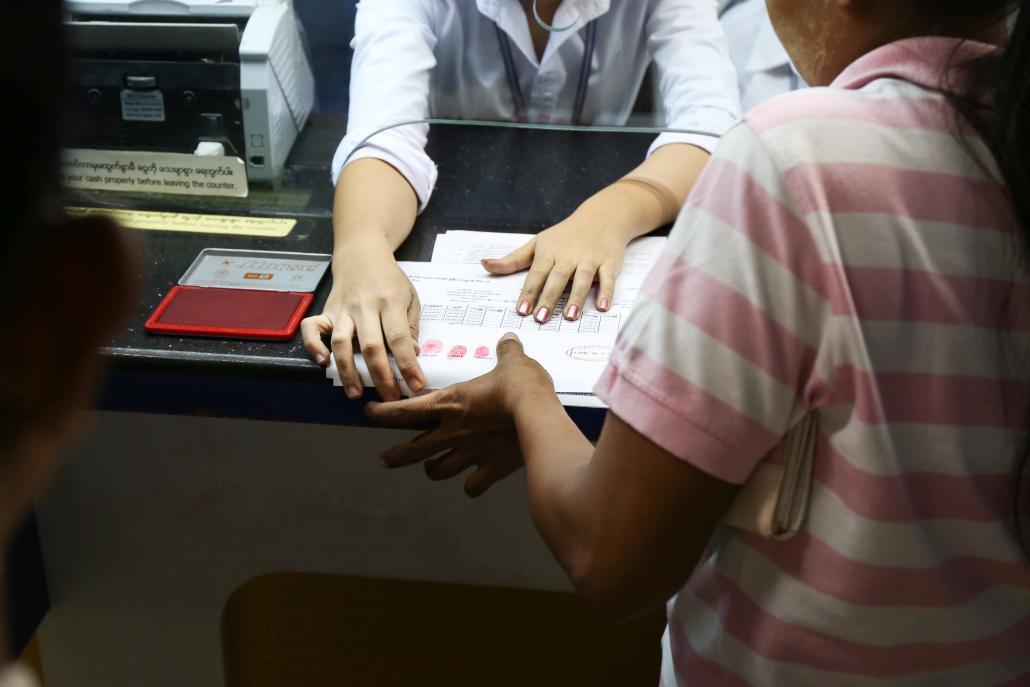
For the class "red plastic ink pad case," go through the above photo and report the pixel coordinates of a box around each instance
[145,248,331,340]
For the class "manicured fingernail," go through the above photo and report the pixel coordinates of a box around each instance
[565,305,578,320]
[346,385,361,399]
[535,307,550,323]
[599,298,609,311]
[517,300,531,316]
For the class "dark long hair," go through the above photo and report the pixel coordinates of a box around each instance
[939,1,1030,552]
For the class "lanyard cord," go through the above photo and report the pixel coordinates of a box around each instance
[494,20,597,125]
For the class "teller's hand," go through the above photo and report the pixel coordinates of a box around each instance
[301,242,424,401]
[481,213,635,323]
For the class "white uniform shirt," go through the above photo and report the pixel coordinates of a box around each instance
[332,0,741,208]
[721,0,803,112]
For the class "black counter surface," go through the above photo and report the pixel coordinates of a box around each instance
[87,116,659,432]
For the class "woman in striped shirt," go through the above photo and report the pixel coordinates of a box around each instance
[370,0,1030,683]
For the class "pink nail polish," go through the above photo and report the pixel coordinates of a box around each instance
[599,298,609,311]
[535,307,550,323]
[518,300,531,316]
[566,305,579,320]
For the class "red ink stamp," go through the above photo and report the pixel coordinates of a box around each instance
[474,345,490,359]
[448,345,468,359]
[421,339,443,356]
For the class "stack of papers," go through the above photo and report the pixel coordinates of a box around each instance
[327,231,666,408]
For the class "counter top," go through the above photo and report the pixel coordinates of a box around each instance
[88,116,660,433]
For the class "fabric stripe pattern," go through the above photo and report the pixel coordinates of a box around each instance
[595,37,1030,685]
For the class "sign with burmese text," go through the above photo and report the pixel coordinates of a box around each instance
[59,148,248,198]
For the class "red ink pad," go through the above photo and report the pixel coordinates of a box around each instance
[146,286,313,340]
[145,248,331,341]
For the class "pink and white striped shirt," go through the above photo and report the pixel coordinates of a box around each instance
[595,37,1030,685]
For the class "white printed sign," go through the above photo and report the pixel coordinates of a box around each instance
[181,250,330,292]
[120,89,166,122]
[59,148,249,198]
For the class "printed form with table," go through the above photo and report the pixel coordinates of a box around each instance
[328,231,667,407]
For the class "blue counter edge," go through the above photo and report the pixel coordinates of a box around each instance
[96,369,607,439]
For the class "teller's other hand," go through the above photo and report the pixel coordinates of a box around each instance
[481,214,636,323]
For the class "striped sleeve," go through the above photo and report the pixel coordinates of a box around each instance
[595,121,833,484]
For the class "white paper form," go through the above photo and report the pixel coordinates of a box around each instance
[431,230,668,280]
[327,262,646,406]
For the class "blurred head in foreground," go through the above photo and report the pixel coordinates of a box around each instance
[0,0,134,646]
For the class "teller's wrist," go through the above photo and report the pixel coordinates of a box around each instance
[332,234,395,275]
[575,184,655,241]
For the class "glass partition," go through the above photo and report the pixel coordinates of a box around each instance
[60,0,804,207]
[329,116,727,239]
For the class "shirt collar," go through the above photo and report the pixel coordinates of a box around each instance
[477,0,611,67]
[830,36,999,92]
[476,0,611,25]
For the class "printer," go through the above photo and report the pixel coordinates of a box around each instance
[64,0,316,183]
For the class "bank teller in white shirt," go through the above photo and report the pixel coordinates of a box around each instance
[303,0,742,402]
[721,0,804,111]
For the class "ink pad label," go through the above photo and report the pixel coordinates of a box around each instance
[179,248,331,292]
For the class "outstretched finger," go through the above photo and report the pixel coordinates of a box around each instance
[424,450,476,481]
[408,292,422,357]
[564,264,596,321]
[301,313,333,365]
[532,262,573,324]
[354,309,400,401]
[381,305,425,393]
[481,238,536,276]
[597,261,621,312]
[515,257,554,317]
[464,465,499,498]
[379,428,456,468]
[366,389,450,427]
[329,317,362,400]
